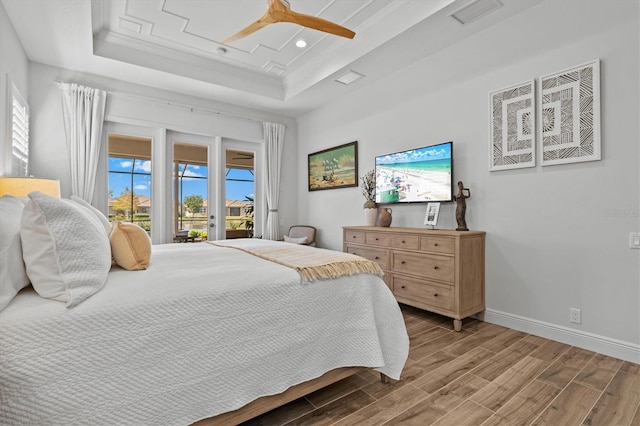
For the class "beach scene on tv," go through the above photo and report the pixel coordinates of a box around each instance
[375,143,452,203]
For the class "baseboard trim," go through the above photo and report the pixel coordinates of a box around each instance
[482,309,640,363]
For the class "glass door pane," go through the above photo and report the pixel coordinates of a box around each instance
[173,142,209,242]
[225,148,255,239]
[108,134,152,236]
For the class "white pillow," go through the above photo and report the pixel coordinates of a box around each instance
[0,195,30,312]
[20,192,112,307]
[284,235,308,244]
[70,195,112,236]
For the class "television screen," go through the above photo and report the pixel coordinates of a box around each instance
[375,141,453,204]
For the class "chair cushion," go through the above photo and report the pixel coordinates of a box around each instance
[284,235,308,244]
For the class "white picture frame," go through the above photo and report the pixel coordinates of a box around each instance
[424,202,441,227]
[489,79,536,171]
[539,59,601,166]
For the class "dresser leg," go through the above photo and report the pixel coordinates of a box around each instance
[380,373,389,384]
[453,319,462,332]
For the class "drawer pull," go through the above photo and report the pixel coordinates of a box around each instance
[352,235,356,238]
[401,285,406,289]
[401,240,406,243]
[374,256,380,260]
[375,238,379,241]
[434,293,439,297]
[434,266,439,270]
[401,261,406,264]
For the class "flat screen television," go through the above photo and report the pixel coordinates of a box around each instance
[375,141,453,204]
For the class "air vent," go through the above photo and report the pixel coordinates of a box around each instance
[450,0,502,25]
[335,70,365,85]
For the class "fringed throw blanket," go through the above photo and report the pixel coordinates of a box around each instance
[209,239,383,283]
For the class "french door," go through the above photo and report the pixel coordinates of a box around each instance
[100,123,262,244]
[168,131,221,242]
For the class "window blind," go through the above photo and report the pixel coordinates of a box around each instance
[11,92,30,177]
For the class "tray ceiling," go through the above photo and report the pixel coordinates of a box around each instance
[2,0,543,116]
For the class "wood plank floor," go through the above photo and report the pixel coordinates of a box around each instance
[242,304,640,426]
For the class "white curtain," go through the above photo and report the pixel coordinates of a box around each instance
[58,82,107,203]
[262,121,286,240]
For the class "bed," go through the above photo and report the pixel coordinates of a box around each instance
[0,221,409,425]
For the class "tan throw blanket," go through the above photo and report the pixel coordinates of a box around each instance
[209,239,383,283]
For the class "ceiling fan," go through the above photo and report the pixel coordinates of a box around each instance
[222,0,356,44]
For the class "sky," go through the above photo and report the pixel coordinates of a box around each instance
[376,141,452,165]
[108,158,254,202]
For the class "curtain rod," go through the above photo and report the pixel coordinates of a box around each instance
[54,80,265,124]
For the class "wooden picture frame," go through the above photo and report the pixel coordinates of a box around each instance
[424,202,441,227]
[308,141,358,191]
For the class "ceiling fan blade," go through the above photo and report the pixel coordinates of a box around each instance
[284,10,355,39]
[222,0,355,44]
[222,17,273,44]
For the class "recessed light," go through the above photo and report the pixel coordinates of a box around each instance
[295,39,307,48]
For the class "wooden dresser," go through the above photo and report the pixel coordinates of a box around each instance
[343,226,485,331]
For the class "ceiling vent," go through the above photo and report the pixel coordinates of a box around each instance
[335,70,365,85]
[450,0,503,25]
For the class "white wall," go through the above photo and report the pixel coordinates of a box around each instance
[297,0,640,361]
[27,62,299,240]
[0,1,29,176]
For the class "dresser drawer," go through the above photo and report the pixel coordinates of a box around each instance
[365,232,391,247]
[420,236,455,255]
[393,252,454,282]
[346,245,389,270]
[393,276,453,311]
[390,234,420,250]
[345,230,366,244]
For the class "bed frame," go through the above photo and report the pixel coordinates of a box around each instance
[194,367,384,425]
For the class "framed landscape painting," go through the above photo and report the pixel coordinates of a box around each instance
[308,141,358,191]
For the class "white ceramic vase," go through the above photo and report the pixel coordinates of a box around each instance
[364,208,377,226]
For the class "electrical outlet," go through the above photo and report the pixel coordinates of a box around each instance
[570,308,581,324]
[630,232,640,249]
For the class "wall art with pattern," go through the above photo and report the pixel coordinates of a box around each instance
[489,80,536,171]
[539,60,601,166]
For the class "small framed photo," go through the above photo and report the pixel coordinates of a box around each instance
[424,202,441,227]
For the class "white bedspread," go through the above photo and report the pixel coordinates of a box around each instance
[0,241,408,425]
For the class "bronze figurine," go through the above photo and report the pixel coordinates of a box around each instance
[454,181,470,231]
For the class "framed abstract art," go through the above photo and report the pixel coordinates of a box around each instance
[489,79,536,171]
[539,60,601,166]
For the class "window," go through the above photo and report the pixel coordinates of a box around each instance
[11,86,29,176]
[108,134,152,233]
[175,162,208,231]
[225,167,254,233]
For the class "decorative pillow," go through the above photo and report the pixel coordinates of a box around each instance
[0,196,30,312]
[284,235,308,244]
[109,221,152,270]
[20,192,112,307]
[70,195,112,236]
